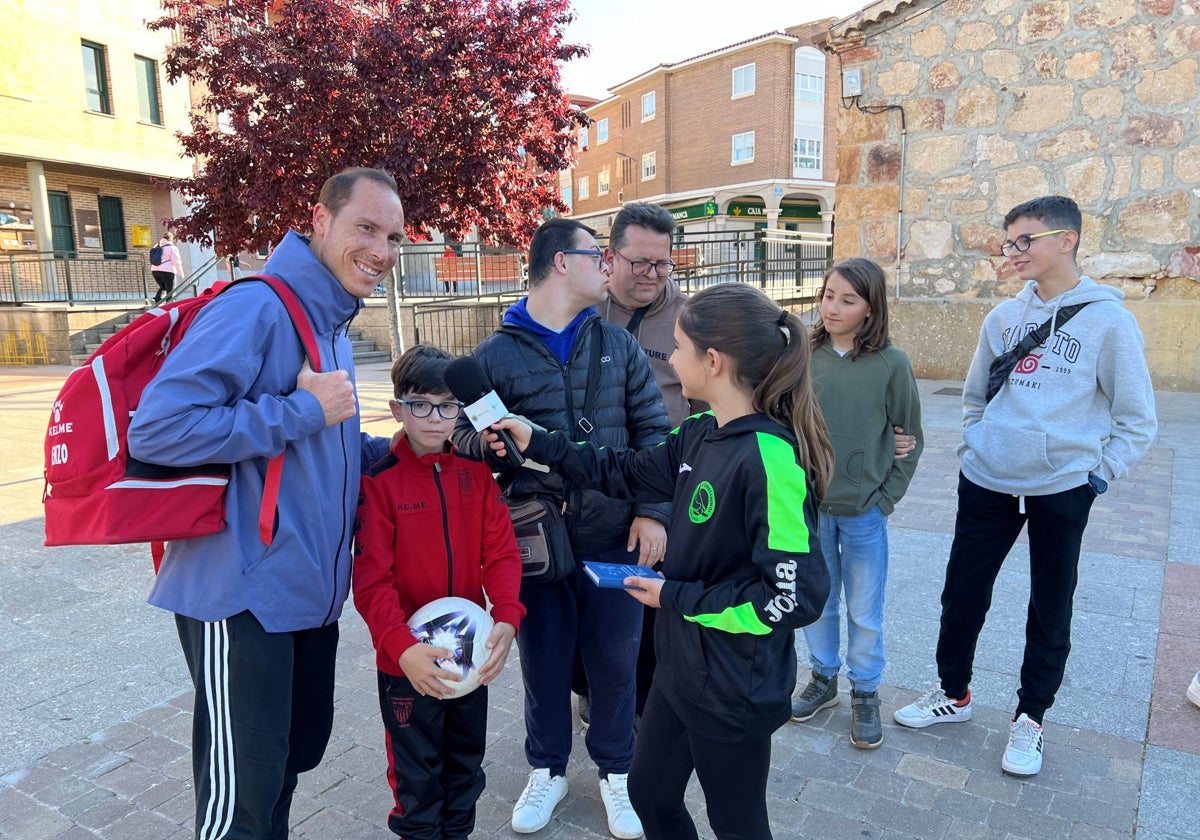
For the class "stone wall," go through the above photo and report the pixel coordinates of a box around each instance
[828,0,1200,300]
[891,295,1200,391]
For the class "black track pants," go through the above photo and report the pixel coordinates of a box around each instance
[377,672,488,839]
[176,611,339,840]
[936,473,1095,722]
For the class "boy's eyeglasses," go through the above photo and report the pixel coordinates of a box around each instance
[396,399,464,420]
[559,248,607,270]
[613,250,677,278]
[1000,229,1069,257]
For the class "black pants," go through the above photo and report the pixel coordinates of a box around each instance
[628,685,773,840]
[175,611,339,840]
[377,672,488,840]
[936,473,1095,722]
[152,270,175,303]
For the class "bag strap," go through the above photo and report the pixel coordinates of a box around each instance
[1012,301,1090,359]
[225,274,322,547]
[577,319,604,441]
[624,304,650,336]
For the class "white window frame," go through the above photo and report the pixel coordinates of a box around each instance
[641,151,656,181]
[793,137,822,172]
[597,118,609,144]
[578,175,590,199]
[732,131,755,164]
[796,72,824,103]
[642,91,656,122]
[732,63,756,98]
[598,167,610,196]
[578,126,589,150]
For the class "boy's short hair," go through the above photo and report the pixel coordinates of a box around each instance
[390,344,454,398]
[527,218,595,286]
[1003,196,1082,235]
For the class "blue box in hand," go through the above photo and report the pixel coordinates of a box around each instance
[583,561,665,590]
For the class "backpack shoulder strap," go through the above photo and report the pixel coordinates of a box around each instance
[226,274,322,373]
[216,273,324,547]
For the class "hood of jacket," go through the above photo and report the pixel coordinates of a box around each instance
[261,230,363,335]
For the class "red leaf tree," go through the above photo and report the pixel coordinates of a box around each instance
[150,0,587,254]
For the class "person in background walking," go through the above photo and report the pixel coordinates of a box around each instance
[150,234,183,305]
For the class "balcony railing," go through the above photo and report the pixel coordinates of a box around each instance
[3,252,151,304]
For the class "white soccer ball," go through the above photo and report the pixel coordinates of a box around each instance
[407,596,495,699]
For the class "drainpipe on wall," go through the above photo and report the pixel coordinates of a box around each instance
[897,124,907,299]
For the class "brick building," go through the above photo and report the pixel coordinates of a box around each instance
[566,20,839,240]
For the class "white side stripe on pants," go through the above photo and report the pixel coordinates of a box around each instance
[200,620,236,840]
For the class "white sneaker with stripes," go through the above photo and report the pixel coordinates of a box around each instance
[1002,713,1044,776]
[893,682,972,728]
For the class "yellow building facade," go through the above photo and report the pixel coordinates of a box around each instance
[0,0,193,264]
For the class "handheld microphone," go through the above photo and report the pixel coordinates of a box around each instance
[444,356,525,468]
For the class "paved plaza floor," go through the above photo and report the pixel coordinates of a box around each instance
[0,362,1197,839]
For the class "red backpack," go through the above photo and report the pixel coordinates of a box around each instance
[43,275,319,570]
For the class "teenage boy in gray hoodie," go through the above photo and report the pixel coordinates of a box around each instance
[893,195,1157,777]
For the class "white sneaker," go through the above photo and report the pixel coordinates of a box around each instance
[511,768,568,834]
[1188,672,1200,709]
[892,682,972,728]
[1001,713,1044,776]
[599,773,643,839]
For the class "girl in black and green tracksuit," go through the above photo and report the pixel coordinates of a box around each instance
[493,283,834,840]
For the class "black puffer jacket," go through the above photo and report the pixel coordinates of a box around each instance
[453,315,671,551]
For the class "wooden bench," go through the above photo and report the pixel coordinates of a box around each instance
[434,253,524,292]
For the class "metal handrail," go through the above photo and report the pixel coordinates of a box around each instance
[162,253,222,304]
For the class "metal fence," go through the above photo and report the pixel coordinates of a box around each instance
[393,242,527,300]
[670,229,832,299]
[4,252,152,304]
[402,230,832,355]
[390,229,831,303]
[3,228,830,313]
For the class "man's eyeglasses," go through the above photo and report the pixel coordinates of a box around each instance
[1001,229,1070,257]
[559,248,607,270]
[396,399,464,420]
[612,250,677,278]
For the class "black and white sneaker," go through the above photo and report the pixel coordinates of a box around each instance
[892,682,972,728]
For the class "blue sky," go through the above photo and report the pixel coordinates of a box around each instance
[560,0,871,99]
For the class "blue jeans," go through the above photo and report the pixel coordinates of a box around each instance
[802,506,889,693]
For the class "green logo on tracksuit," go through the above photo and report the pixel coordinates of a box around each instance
[689,481,715,523]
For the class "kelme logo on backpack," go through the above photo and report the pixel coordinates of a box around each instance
[43,275,319,570]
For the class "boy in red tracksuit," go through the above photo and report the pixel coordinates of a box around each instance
[353,344,525,840]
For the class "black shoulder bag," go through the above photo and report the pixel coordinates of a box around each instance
[509,320,604,581]
[985,302,1089,403]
